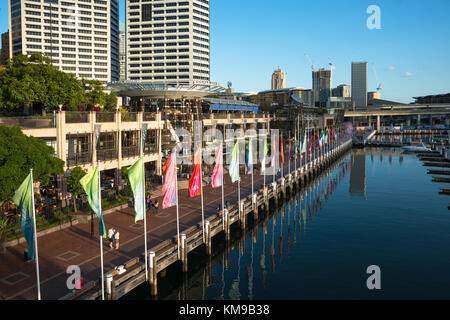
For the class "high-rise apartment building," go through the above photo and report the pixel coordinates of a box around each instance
[271,67,286,90]
[119,21,126,80]
[125,0,210,84]
[351,62,368,107]
[312,68,332,108]
[8,0,120,83]
[0,31,10,66]
[332,84,350,98]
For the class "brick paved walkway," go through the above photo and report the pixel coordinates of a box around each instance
[0,155,299,300]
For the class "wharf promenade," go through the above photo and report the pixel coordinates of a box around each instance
[0,137,352,300]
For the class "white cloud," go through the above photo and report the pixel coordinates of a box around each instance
[388,66,395,71]
[405,72,414,77]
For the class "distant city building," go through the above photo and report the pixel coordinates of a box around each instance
[249,87,310,108]
[351,62,368,107]
[332,84,351,98]
[368,91,380,100]
[119,21,126,81]
[0,31,10,66]
[413,93,450,104]
[8,0,120,83]
[125,0,210,84]
[271,67,286,90]
[312,68,332,108]
[327,97,352,109]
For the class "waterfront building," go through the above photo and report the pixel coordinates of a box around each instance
[327,97,352,109]
[249,87,311,109]
[8,0,120,83]
[351,62,368,108]
[271,67,286,90]
[332,84,351,98]
[125,0,210,84]
[368,91,380,100]
[413,93,450,104]
[312,68,332,108]
[0,31,10,66]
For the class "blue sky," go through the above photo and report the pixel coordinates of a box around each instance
[1,0,449,103]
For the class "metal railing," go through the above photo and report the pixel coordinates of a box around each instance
[96,113,115,123]
[122,146,139,158]
[65,112,89,124]
[67,152,92,166]
[97,149,118,161]
[143,113,157,122]
[121,112,137,122]
[144,143,157,154]
[0,116,56,129]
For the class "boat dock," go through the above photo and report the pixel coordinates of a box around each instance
[59,138,353,300]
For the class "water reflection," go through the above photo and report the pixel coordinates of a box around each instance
[350,153,366,198]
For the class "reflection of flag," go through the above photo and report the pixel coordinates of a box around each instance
[80,165,106,237]
[128,158,145,223]
[229,142,239,183]
[288,136,291,160]
[13,173,36,261]
[162,153,177,209]
[211,143,223,188]
[245,139,253,175]
[189,148,202,198]
[280,135,284,164]
[302,132,307,153]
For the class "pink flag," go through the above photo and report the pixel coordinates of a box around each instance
[162,153,177,209]
[271,134,276,168]
[189,148,202,198]
[211,143,223,188]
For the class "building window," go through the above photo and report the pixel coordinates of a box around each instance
[142,3,152,22]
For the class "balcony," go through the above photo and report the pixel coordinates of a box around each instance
[0,116,56,129]
[65,112,89,124]
[121,112,137,122]
[96,112,115,123]
[67,152,92,167]
[122,146,140,158]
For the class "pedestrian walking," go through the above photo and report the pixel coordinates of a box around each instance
[146,195,151,212]
[153,199,159,213]
[107,228,115,248]
[114,229,120,249]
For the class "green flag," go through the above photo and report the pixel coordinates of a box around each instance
[80,165,106,237]
[262,137,269,173]
[128,157,145,223]
[13,173,36,261]
[301,132,307,153]
[229,142,239,183]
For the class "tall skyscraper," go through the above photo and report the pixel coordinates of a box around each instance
[119,21,126,81]
[0,31,10,66]
[126,0,210,84]
[351,62,368,108]
[312,68,332,108]
[8,0,120,83]
[271,67,286,90]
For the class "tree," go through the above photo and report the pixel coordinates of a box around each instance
[104,93,118,111]
[81,79,106,109]
[67,167,87,213]
[0,126,64,205]
[0,216,8,254]
[0,54,84,112]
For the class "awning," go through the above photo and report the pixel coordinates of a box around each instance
[210,104,258,113]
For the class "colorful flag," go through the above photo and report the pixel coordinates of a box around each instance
[302,132,307,153]
[162,153,177,209]
[80,165,106,237]
[245,138,253,175]
[271,134,276,168]
[229,141,239,183]
[127,158,145,223]
[288,136,291,160]
[262,137,269,173]
[211,143,223,188]
[12,173,36,261]
[189,147,202,198]
[280,135,284,164]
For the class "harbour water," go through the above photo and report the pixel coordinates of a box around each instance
[123,148,450,300]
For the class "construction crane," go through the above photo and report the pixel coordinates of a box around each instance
[328,59,335,71]
[305,54,315,71]
[372,64,382,91]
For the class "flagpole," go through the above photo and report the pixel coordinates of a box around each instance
[221,143,225,231]
[97,161,105,300]
[30,169,41,300]
[141,148,148,281]
[175,154,181,259]
[251,137,254,209]
[200,146,205,243]
[288,133,291,176]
